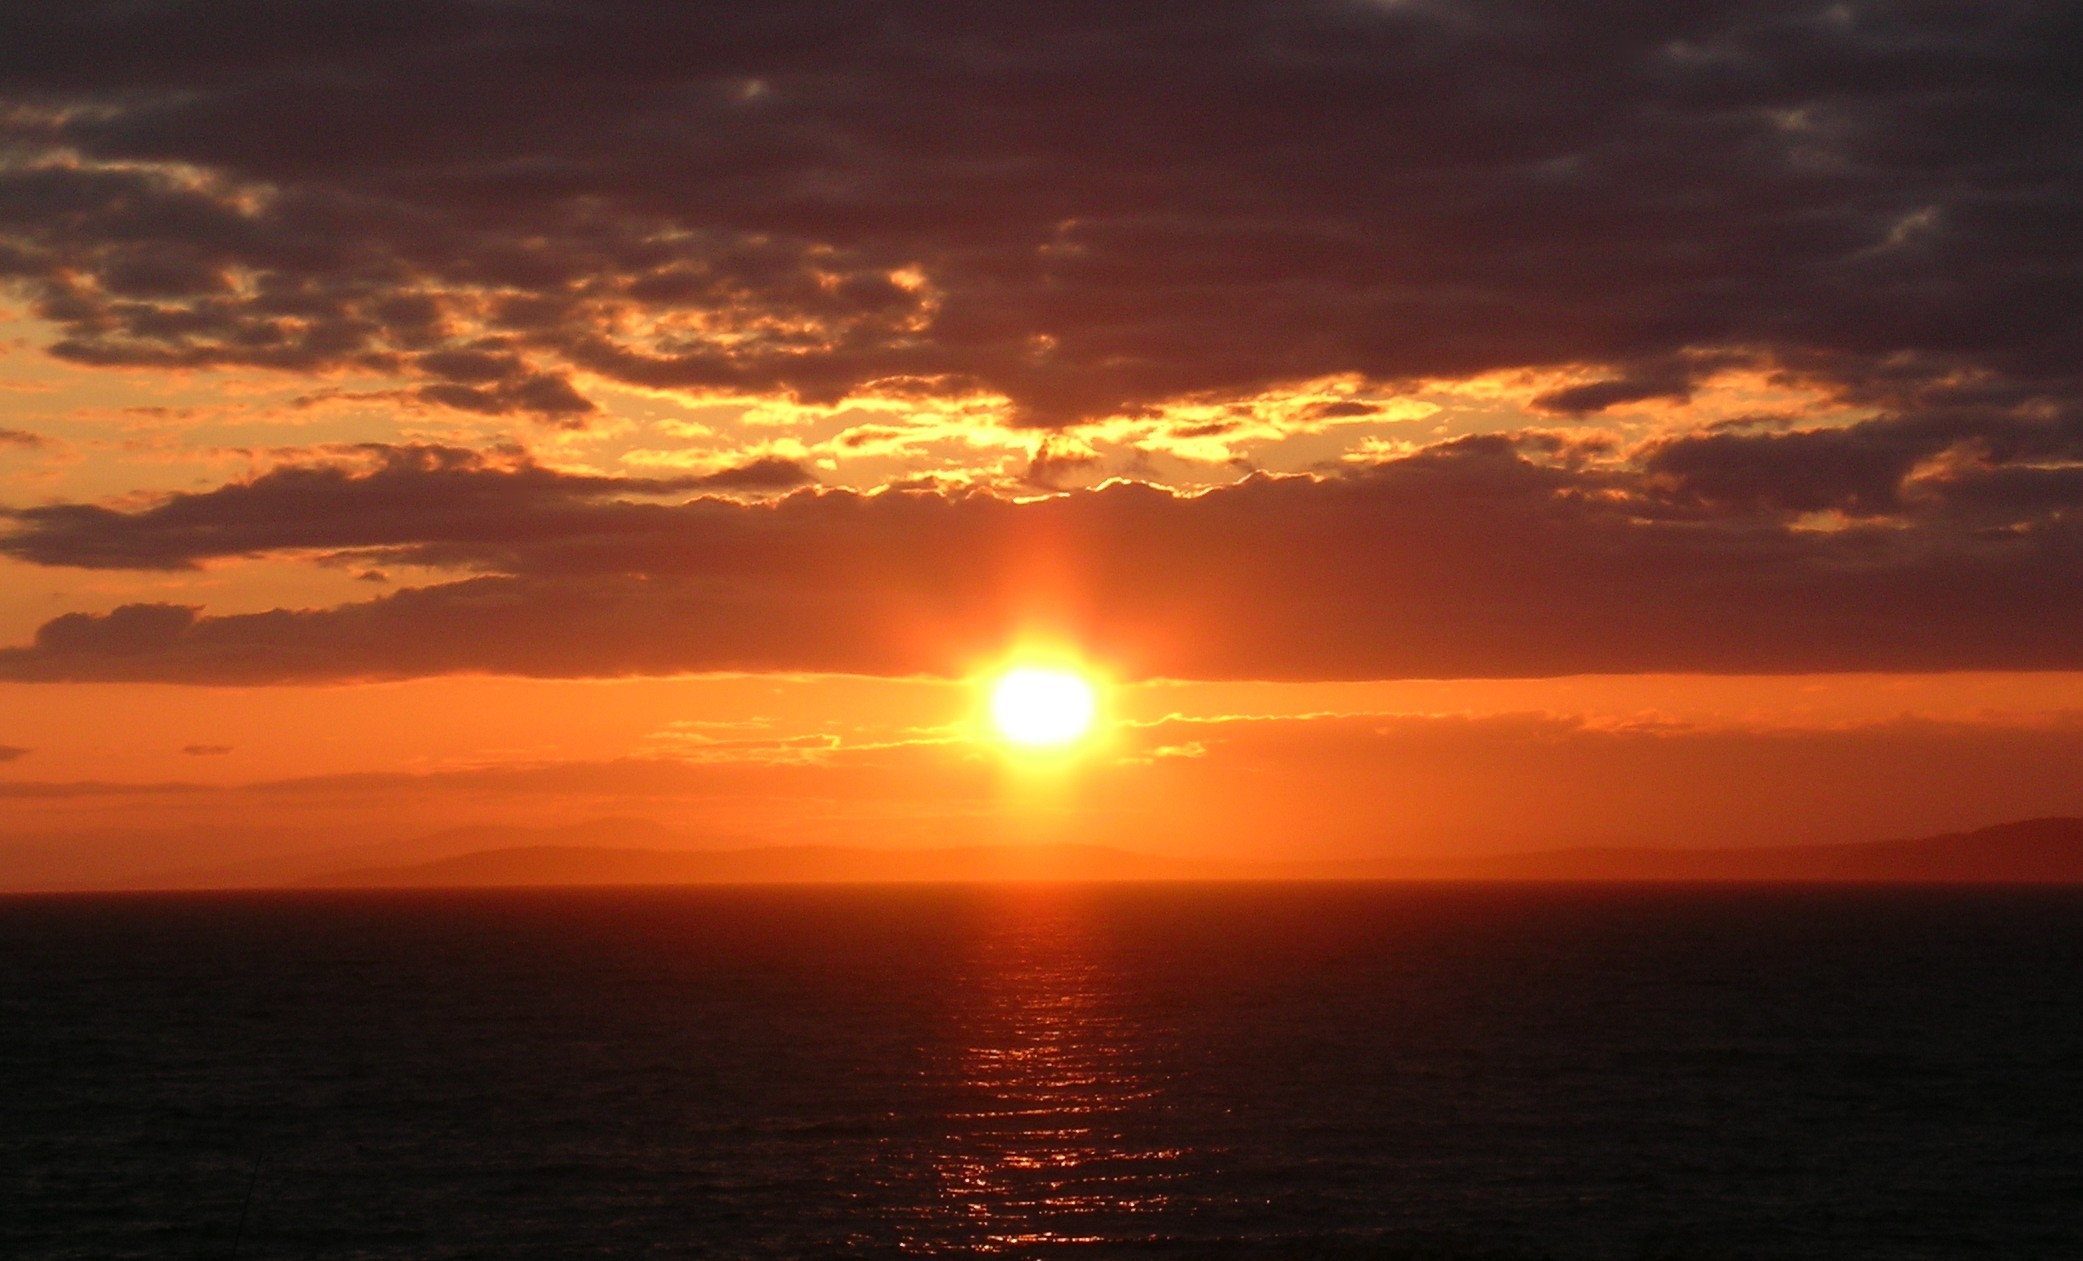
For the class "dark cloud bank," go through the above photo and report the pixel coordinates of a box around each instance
[2,2,2080,682]
[4,433,2081,682]
[0,0,2078,422]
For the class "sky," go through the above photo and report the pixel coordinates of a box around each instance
[3,0,2083,885]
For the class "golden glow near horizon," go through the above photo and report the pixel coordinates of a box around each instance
[988,667,1099,748]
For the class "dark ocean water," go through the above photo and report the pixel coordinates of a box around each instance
[2,884,2080,1259]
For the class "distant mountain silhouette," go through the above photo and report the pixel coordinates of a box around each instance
[304,842,1223,888]
[129,817,729,889]
[1418,817,2083,883]
[328,817,704,865]
[300,818,2083,888]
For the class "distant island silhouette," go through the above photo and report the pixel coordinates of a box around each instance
[300,817,2083,888]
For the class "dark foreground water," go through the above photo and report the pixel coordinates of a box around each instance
[3,885,2080,1259]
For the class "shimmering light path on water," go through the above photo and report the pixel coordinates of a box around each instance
[3,884,2082,1258]
[896,896,1197,1252]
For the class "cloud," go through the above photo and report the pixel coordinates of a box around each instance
[180,744,232,756]
[690,456,817,492]
[1642,400,2083,518]
[1022,438,1104,491]
[0,744,27,762]
[3,3,2081,684]
[1532,369,1696,416]
[0,443,707,570]
[0,430,44,449]
[4,428,2082,683]
[0,1,2078,422]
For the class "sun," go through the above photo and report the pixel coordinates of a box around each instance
[989,666,1099,748]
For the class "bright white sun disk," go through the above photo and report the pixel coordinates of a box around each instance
[990,667,1098,747]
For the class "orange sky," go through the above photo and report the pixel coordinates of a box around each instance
[7,667,2083,888]
[5,5,2083,887]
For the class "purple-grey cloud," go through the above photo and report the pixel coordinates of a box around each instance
[1,444,704,570]
[0,1,2076,421]
[690,456,818,492]
[4,429,2082,683]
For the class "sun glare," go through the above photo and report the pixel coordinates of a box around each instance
[989,667,1099,748]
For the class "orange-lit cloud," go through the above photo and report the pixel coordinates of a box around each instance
[2,2,2077,430]
[6,430,2083,682]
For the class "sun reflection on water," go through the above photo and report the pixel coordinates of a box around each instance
[897,892,1198,1254]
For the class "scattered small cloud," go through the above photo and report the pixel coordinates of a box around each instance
[1023,438,1103,491]
[692,456,817,492]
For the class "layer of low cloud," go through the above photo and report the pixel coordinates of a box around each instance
[0,1,2078,424]
[3,421,2080,682]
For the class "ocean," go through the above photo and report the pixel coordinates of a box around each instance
[3,884,2079,1258]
